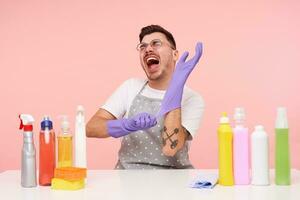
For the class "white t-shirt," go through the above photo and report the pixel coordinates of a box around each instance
[101,78,205,138]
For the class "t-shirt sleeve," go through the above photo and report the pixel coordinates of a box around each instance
[100,79,130,119]
[181,91,205,139]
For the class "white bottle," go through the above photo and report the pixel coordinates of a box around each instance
[75,105,87,168]
[251,125,270,185]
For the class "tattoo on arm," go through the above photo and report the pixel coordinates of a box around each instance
[161,126,179,149]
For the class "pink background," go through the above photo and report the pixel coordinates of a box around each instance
[1,0,299,172]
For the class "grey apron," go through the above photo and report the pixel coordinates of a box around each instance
[115,81,193,169]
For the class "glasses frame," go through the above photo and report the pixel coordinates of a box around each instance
[136,39,175,52]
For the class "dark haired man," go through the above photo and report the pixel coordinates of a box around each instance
[86,25,204,169]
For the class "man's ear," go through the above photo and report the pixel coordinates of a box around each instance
[173,49,179,62]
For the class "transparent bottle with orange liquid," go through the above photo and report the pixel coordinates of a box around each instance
[39,116,56,186]
[58,116,73,167]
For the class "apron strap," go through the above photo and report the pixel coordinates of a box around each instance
[137,80,148,95]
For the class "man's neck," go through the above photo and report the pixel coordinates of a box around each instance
[147,76,171,90]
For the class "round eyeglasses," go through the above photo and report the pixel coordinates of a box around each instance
[136,39,175,52]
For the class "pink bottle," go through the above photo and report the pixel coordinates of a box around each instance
[233,107,250,185]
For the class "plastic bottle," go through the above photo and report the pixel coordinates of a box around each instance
[75,105,87,168]
[19,114,37,187]
[218,112,234,186]
[58,115,73,167]
[39,116,56,186]
[251,125,269,185]
[275,107,291,185]
[233,107,250,185]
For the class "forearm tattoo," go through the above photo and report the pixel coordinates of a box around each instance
[161,126,179,149]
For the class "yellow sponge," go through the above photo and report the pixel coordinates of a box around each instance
[51,178,85,190]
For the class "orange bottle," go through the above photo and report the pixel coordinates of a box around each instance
[39,116,56,186]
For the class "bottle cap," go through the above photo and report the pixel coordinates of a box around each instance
[76,105,85,124]
[219,112,230,124]
[41,115,53,130]
[234,107,245,123]
[77,105,84,113]
[276,107,288,128]
[59,115,70,134]
[19,114,35,131]
[255,125,265,132]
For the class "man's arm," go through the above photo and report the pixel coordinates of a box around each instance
[158,43,202,156]
[86,108,157,138]
[86,108,116,138]
[162,108,189,156]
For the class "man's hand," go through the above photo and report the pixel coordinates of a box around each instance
[157,42,203,117]
[107,112,157,138]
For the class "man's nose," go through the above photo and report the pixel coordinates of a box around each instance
[145,44,154,53]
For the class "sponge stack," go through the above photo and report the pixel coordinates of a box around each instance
[51,167,87,190]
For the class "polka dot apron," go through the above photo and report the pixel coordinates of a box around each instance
[115,82,193,169]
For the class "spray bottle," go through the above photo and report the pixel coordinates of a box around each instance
[218,112,234,186]
[251,125,269,185]
[58,115,73,167]
[233,107,250,185]
[275,107,291,185]
[19,114,37,187]
[39,116,56,186]
[75,105,87,168]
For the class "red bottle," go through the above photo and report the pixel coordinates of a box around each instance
[39,116,56,186]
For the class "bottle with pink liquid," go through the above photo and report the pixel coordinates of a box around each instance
[233,107,250,185]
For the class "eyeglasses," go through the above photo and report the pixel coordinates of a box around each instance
[136,39,175,52]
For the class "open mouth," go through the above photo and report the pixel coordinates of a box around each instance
[144,56,160,72]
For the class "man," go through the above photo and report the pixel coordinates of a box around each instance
[86,25,204,169]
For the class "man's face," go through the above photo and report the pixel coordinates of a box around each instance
[138,32,178,81]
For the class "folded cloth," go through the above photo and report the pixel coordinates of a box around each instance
[189,173,218,189]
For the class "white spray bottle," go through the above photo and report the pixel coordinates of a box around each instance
[19,114,37,187]
[75,105,87,168]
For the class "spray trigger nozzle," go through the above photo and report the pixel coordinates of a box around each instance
[19,114,35,131]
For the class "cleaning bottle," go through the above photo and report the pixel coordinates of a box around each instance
[218,112,234,186]
[58,115,73,167]
[39,116,56,186]
[75,105,87,168]
[275,107,291,185]
[233,107,250,185]
[251,125,269,185]
[19,114,37,187]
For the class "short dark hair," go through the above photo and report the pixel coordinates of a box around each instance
[139,25,176,49]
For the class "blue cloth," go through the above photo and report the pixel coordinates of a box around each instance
[189,173,218,189]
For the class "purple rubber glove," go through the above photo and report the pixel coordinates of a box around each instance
[157,42,203,117]
[107,112,157,138]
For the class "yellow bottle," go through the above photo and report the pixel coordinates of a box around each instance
[218,112,234,186]
[58,116,73,167]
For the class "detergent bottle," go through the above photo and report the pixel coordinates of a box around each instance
[58,115,73,167]
[218,112,234,186]
[233,107,250,185]
[39,116,56,186]
[275,107,291,185]
[251,125,269,185]
[75,105,87,168]
[19,114,37,187]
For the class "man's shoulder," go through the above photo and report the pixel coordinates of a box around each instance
[119,78,147,98]
[121,78,147,88]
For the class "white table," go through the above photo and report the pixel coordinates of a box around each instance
[0,169,299,200]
